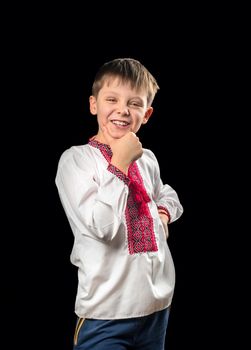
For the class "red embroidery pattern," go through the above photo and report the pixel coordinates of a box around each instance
[126,163,157,254]
[89,139,113,163]
[89,138,158,254]
[107,164,130,186]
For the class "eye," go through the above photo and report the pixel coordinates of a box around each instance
[106,97,116,103]
[129,101,142,107]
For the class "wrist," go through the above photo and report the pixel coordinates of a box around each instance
[157,206,171,223]
[110,158,129,176]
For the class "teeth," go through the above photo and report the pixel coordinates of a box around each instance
[112,120,129,126]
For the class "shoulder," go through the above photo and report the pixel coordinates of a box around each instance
[137,148,160,173]
[57,144,94,169]
[142,148,158,163]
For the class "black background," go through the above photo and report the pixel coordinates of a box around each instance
[3,6,244,349]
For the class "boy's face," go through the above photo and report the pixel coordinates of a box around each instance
[89,78,153,144]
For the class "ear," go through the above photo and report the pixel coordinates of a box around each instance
[142,107,153,124]
[89,96,97,115]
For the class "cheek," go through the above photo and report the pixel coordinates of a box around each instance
[96,109,112,127]
[98,105,113,118]
[134,113,146,125]
[96,113,105,127]
[132,117,145,133]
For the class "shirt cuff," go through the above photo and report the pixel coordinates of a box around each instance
[157,205,171,223]
[107,163,130,186]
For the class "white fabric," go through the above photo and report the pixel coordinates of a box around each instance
[55,144,183,319]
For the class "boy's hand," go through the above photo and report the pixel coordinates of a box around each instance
[102,125,143,175]
[158,212,169,239]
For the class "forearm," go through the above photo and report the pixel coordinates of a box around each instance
[156,184,183,223]
[56,163,129,241]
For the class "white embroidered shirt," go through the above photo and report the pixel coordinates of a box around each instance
[55,139,183,319]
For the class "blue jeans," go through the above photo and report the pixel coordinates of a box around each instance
[73,307,170,350]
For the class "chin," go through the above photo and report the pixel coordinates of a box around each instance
[111,131,127,139]
[112,135,124,139]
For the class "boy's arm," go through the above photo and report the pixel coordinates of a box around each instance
[102,125,143,175]
[55,149,130,241]
[150,151,183,224]
[158,211,169,239]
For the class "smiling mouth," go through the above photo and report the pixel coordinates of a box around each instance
[111,120,130,126]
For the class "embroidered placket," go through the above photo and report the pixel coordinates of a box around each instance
[89,139,158,254]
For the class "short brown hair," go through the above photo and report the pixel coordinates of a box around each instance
[92,58,159,106]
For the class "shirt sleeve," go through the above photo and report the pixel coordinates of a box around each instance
[55,147,130,241]
[150,151,184,223]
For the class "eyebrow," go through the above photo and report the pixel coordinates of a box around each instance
[102,90,145,100]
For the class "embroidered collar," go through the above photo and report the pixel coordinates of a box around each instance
[88,138,113,162]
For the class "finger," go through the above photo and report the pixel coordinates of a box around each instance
[124,131,138,141]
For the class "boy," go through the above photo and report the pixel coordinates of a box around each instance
[55,58,183,349]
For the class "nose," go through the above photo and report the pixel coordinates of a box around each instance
[118,104,130,116]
